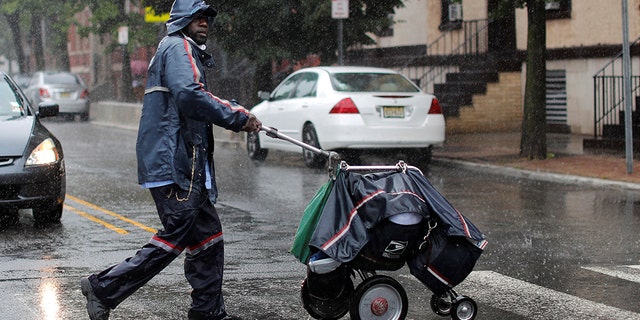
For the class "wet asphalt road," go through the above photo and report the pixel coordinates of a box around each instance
[0,119,639,320]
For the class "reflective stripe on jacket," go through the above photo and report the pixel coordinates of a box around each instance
[136,33,250,203]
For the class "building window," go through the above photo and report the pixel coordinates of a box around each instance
[546,0,571,20]
[546,69,568,130]
[439,0,462,31]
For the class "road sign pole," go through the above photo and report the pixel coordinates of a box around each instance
[622,0,633,173]
[338,19,344,65]
[332,0,349,66]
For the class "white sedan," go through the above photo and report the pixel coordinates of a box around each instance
[247,66,445,168]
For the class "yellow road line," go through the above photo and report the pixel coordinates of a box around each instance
[65,204,129,234]
[66,195,157,233]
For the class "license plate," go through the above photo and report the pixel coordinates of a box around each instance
[58,92,71,98]
[383,106,404,118]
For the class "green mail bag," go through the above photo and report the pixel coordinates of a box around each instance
[290,178,334,263]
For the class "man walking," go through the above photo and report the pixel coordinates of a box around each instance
[80,1,261,319]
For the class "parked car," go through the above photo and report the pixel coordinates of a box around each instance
[0,72,66,224]
[24,71,90,121]
[246,66,446,168]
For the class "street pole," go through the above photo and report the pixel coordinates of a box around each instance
[622,0,633,173]
[338,19,344,66]
[332,0,348,66]
[118,26,132,102]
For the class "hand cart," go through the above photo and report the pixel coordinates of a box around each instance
[261,126,486,320]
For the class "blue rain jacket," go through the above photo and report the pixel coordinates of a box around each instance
[137,0,249,203]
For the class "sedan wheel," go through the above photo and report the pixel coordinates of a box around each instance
[246,131,268,161]
[302,124,327,168]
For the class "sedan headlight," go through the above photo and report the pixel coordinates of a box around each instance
[26,138,60,166]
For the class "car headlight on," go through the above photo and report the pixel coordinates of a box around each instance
[26,138,60,166]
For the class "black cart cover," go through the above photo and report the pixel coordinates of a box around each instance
[309,168,487,263]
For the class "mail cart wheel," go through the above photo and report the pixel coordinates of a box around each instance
[451,296,477,320]
[302,123,326,168]
[246,131,268,161]
[430,293,452,316]
[350,275,408,320]
[301,278,351,320]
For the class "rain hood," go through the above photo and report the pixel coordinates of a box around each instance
[166,0,217,35]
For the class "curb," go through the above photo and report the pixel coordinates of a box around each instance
[432,157,640,191]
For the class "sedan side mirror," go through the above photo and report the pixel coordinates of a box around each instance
[38,102,59,118]
[257,91,271,101]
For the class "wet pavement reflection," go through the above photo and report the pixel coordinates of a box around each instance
[0,120,637,319]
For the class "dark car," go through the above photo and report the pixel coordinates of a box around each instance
[0,72,66,224]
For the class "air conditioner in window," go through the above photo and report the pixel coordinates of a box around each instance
[545,1,561,10]
[448,3,462,21]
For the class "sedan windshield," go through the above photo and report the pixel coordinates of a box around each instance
[0,78,25,117]
[330,72,419,93]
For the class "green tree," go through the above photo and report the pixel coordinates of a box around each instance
[144,0,404,94]
[210,1,402,64]
[2,1,30,73]
[78,0,162,101]
[1,0,85,73]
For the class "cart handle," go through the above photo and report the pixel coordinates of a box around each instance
[260,126,422,176]
[339,160,424,175]
[260,126,339,160]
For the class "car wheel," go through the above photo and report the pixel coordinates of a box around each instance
[246,131,269,161]
[302,124,327,169]
[80,112,89,121]
[33,203,63,225]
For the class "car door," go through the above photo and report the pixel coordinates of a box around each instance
[279,72,319,142]
[259,73,302,150]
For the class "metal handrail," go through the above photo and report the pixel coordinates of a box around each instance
[594,37,640,76]
[592,37,640,138]
[398,19,490,92]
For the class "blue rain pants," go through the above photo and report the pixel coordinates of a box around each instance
[87,184,227,318]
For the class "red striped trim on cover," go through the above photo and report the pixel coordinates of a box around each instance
[321,189,426,251]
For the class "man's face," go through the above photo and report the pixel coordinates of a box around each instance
[184,14,209,45]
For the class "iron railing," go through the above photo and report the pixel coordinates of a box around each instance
[593,37,640,138]
[397,19,489,93]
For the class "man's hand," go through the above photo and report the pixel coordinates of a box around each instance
[242,113,262,132]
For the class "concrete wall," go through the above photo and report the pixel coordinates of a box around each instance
[90,101,141,131]
[516,0,640,50]
[369,0,488,49]
[89,100,242,144]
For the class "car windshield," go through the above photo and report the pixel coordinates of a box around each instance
[44,72,81,85]
[0,78,26,117]
[330,72,419,93]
